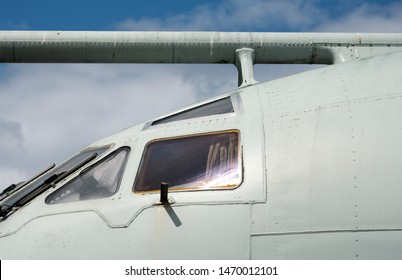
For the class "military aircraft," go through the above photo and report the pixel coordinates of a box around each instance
[1,31,402,259]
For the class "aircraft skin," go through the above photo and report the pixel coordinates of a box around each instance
[1,32,402,259]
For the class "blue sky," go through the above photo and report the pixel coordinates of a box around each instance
[1,0,401,31]
[1,0,402,188]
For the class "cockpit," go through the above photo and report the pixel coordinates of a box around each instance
[0,93,243,221]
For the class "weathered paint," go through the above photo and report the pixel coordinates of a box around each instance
[1,32,402,259]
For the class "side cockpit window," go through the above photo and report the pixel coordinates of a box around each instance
[133,130,241,193]
[46,147,130,204]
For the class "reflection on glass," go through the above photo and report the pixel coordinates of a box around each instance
[46,147,130,204]
[152,97,234,125]
[134,130,241,192]
[1,145,110,208]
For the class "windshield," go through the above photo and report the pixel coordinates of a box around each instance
[46,147,130,204]
[0,145,110,211]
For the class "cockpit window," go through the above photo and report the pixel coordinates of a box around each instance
[46,147,130,204]
[133,130,241,193]
[0,145,110,209]
[151,96,234,126]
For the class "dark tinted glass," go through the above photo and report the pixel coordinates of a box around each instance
[152,97,234,125]
[134,131,241,192]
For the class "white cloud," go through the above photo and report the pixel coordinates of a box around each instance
[0,119,24,169]
[0,64,231,189]
[115,0,324,31]
[222,0,325,30]
[115,0,402,33]
[316,2,402,32]
[0,169,28,187]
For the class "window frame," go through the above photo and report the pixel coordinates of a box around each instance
[45,146,131,204]
[133,130,242,194]
[143,94,242,130]
[151,96,235,126]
